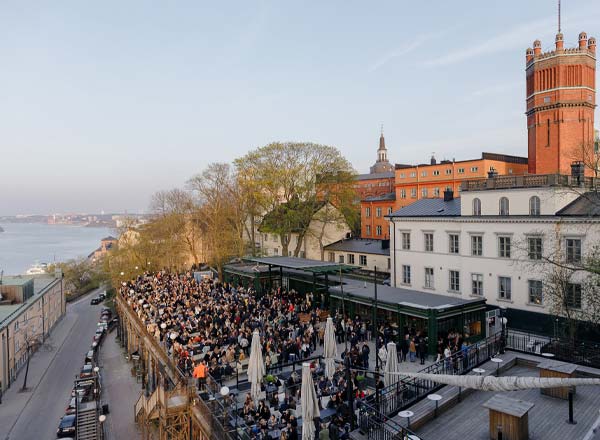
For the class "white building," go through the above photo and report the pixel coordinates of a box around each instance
[257,202,351,261]
[323,238,391,273]
[388,173,600,334]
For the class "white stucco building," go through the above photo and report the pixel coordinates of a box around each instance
[387,173,600,334]
[323,238,391,273]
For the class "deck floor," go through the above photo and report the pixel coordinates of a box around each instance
[414,364,600,440]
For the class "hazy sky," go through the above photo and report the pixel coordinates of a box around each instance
[2,1,599,215]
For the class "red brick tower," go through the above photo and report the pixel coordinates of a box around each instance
[526,32,596,175]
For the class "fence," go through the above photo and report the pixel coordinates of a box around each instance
[357,401,421,440]
[506,329,600,369]
[363,332,503,419]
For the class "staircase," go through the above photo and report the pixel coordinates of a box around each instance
[77,401,99,440]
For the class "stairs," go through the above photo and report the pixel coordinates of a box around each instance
[77,401,99,440]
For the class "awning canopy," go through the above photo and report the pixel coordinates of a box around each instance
[246,256,356,274]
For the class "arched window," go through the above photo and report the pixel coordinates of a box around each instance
[529,196,541,216]
[499,197,509,216]
[472,198,481,216]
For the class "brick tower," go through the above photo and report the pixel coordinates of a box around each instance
[526,32,596,175]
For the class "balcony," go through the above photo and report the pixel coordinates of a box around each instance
[460,174,598,192]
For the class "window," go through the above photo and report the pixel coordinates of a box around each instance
[498,236,511,258]
[528,280,543,305]
[410,172,417,178]
[471,274,483,296]
[499,197,509,216]
[347,254,355,265]
[424,233,434,252]
[366,225,371,236]
[566,238,582,264]
[402,265,411,284]
[400,173,405,178]
[529,196,541,216]
[359,255,367,266]
[376,207,382,218]
[365,207,371,218]
[387,207,393,215]
[424,267,434,288]
[410,188,417,198]
[272,234,278,242]
[338,255,345,264]
[445,169,452,175]
[421,188,428,197]
[528,237,543,260]
[498,277,512,300]
[471,166,479,172]
[471,235,483,256]
[433,187,440,196]
[472,198,481,216]
[400,189,406,199]
[449,270,460,292]
[421,171,427,177]
[376,225,382,236]
[457,167,465,174]
[566,283,582,309]
[402,232,411,250]
[273,248,279,255]
[388,258,391,269]
[449,234,459,254]
[328,252,335,262]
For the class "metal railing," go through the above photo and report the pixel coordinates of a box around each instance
[363,332,503,419]
[506,330,600,368]
[357,400,422,440]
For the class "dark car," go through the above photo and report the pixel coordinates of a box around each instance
[90,297,101,305]
[98,291,107,300]
[80,364,94,379]
[56,414,76,437]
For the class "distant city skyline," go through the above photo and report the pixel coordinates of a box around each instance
[2,0,599,215]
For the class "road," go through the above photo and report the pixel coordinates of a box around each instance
[1,288,105,440]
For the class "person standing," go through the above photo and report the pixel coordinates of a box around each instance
[409,338,417,362]
[361,342,370,369]
[400,334,409,363]
[418,336,427,365]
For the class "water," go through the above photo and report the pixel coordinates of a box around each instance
[0,223,115,275]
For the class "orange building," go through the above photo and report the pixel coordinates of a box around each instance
[393,153,529,209]
[526,32,596,175]
[361,192,395,239]
[355,133,395,200]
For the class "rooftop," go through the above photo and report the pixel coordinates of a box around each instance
[364,192,396,202]
[246,256,356,273]
[356,171,394,181]
[324,238,390,256]
[0,275,61,327]
[556,192,600,217]
[395,152,528,170]
[388,198,460,218]
[330,278,484,310]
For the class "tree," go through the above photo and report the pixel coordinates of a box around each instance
[235,142,357,257]
[187,163,245,279]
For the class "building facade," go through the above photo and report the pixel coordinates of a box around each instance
[355,132,395,200]
[526,32,596,175]
[0,274,65,393]
[388,173,600,335]
[323,238,391,273]
[361,192,395,239]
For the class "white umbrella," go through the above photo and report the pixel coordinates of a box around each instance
[247,330,265,402]
[384,342,399,387]
[323,317,338,380]
[301,362,320,440]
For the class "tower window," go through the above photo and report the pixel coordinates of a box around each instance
[546,119,551,147]
[544,96,551,103]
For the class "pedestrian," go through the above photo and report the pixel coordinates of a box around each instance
[409,338,417,362]
[361,342,370,369]
[400,334,409,362]
[418,336,427,365]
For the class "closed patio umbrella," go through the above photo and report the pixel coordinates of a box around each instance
[301,362,321,440]
[324,317,338,380]
[247,330,265,402]
[384,342,399,387]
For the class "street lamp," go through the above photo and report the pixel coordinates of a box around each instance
[99,414,107,440]
[499,306,507,354]
[220,386,230,429]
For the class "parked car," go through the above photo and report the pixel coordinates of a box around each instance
[98,291,107,300]
[72,379,96,402]
[65,395,82,415]
[56,414,76,437]
[90,297,101,305]
[79,364,94,379]
[84,350,95,364]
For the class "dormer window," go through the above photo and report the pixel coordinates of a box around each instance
[472,198,481,216]
[529,196,541,216]
[499,197,509,216]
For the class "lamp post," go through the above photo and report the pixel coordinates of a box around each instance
[220,386,230,431]
[373,266,380,410]
[499,306,507,354]
[99,414,106,440]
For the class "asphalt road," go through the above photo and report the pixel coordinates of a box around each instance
[6,289,105,440]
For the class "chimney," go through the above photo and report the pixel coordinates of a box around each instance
[579,32,588,49]
[533,39,542,56]
[571,161,585,186]
[588,37,596,54]
[526,47,534,63]
[430,155,437,165]
[555,33,564,51]
[443,189,454,202]
[488,167,498,179]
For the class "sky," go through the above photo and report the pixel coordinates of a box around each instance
[2,0,600,215]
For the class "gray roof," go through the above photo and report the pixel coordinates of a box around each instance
[364,192,396,202]
[247,256,351,270]
[324,238,390,256]
[356,172,394,181]
[388,198,461,218]
[330,278,485,310]
[556,192,600,216]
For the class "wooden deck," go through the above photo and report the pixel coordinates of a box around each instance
[409,361,600,440]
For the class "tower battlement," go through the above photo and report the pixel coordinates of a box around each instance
[526,32,596,65]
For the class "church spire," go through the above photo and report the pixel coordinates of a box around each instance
[370,128,394,174]
[379,125,386,151]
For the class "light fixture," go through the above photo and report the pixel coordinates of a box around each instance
[99,414,107,423]
[120,272,125,276]
[160,323,167,329]
[220,386,230,397]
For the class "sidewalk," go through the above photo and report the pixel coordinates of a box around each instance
[99,331,142,440]
[0,310,78,439]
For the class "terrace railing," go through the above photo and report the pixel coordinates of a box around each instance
[506,329,600,369]
[357,400,422,440]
